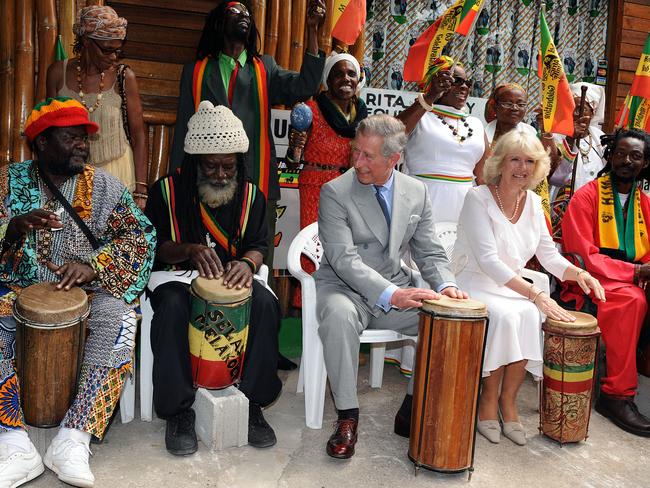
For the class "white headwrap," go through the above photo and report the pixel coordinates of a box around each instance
[570,82,606,128]
[184,101,249,155]
[322,52,365,92]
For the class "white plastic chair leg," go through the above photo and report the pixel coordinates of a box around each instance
[297,354,305,393]
[120,357,136,424]
[369,343,386,388]
[139,295,154,421]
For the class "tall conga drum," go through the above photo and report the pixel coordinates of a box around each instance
[189,277,251,389]
[540,312,600,444]
[13,283,89,427]
[409,296,488,477]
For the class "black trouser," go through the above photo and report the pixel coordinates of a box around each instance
[150,280,282,419]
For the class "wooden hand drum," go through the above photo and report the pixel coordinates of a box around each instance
[409,296,488,477]
[540,312,600,444]
[189,277,251,389]
[13,283,89,427]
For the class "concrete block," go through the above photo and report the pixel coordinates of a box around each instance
[192,386,248,451]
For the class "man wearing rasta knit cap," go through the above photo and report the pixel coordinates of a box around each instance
[146,101,283,454]
[0,97,156,487]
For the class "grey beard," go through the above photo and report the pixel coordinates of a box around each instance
[198,178,238,208]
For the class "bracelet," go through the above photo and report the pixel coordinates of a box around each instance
[576,269,588,279]
[542,132,554,140]
[241,256,257,274]
[634,264,641,284]
[417,92,434,112]
[531,290,544,304]
[527,283,536,301]
[135,181,148,187]
[133,192,148,199]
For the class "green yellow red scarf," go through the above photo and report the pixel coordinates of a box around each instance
[192,56,270,197]
[597,173,650,262]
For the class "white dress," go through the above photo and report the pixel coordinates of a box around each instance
[404,105,485,223]
[452,186,571,377]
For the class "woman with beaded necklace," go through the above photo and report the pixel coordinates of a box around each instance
[46,5,148,209]
[398,56,488,223]
[452,130,604,446]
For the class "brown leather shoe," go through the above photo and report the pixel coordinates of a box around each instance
[393,394,412,438]
[326,418,358,459]
[595,394,650,437]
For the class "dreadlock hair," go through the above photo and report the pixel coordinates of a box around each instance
[598,128,650,181]
[196,0,261,60]
[176,152,252,260]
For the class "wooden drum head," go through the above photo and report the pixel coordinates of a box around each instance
[14,283,88,326]
[422,296,487,320]
[544,311,598,335]
[191,276,252,304]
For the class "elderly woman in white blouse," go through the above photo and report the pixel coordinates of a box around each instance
[452,130,605,446]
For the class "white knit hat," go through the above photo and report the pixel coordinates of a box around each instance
[184,101,250,155]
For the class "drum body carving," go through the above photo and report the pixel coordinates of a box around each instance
[409,296,488,475]
[14,283,89,427]
[189,277,251,389]
[540,312,600,444]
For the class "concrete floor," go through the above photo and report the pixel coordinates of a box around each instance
[26,362,650,488]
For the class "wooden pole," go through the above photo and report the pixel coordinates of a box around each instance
[36,0,58,101]
[58,0,76,60]
[351,29,364,64]
[251,1,266,53]
[319,0,334,56]
[290,0,307,71]
[276,0,292,68]
[13,0,35,162]
[0,1,16,165]
[264,0,280,57]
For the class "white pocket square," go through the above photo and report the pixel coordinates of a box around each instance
[409,215,421,224]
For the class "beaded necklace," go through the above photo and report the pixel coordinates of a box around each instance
[76,61,105,113]
[430,107,474,143]
[494,185,523,222]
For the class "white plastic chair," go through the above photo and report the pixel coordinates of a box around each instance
[288,222,417,430]
[138,265,270,421]
[118,309,137,424]
[434,221,550,296]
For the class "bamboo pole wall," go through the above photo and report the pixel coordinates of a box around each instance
[275,0,292,69]
[13,0,35,162]
[264,0,280,59]
[289,0,307,72]
[0,2,16,165]
[251,1,266,54]
[36,0,58,101]
[59,0,77,60]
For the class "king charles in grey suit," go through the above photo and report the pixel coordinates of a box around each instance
[314,114,468,459]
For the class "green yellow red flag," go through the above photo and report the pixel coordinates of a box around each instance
[331,0,366,46]
[403,0,465,83]
[630,33,650,99]
[456,0,484,36]
[616,94,650,132]
[55,35,68,61]
[539,10,575,136]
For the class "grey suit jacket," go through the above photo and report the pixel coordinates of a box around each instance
[314,169,455,316]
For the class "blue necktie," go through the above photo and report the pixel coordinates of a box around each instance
[374,185,391,228]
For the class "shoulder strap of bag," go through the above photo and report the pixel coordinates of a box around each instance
[37,161,101,250]
[117,63,132,145]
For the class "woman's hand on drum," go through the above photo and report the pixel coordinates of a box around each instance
[575,271,606,302]
[223,261,253,289]
[440,286,469,300]
[46,261,97,290]
[424,70,453,105]
[391,288,441,309]
[534,293,576,322]
[186,244,224,279]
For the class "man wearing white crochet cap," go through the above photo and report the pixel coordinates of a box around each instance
[145,101,282,454]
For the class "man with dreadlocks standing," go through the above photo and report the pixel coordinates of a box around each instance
[146,102,282,454]
[561,128,650,437]
[169,0,326,283]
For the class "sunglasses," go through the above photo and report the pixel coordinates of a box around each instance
[226,3,250,16]
[497,101,528,110]
[90,38,123,57]
[451,76,473,88]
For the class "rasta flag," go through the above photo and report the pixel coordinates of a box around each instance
[331,0,366,46]
[617,33,650,132]
[539,10,575,136]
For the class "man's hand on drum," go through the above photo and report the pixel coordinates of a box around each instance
[534,293,576,323]
[7,210,62,240]
[186,244,224,279]
[223,260,253,289]
[391,288,440,309]
[46,261,97,290]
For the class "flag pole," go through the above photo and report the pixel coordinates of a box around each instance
[449,0,488,75]
[525,0,543,96]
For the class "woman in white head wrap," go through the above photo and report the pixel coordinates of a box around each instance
[287,51,368,307]
[46,6,148,209]
[548,82,606,240]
